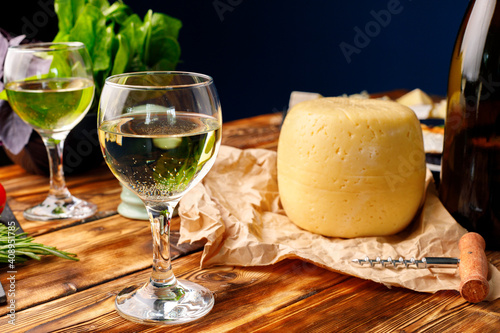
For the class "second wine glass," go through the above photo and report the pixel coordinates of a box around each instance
[98,71,222,324]
[4,42,97,221]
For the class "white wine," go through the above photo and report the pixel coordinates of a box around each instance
[98,72,219,324]
[6,77,94,133]
[99,112,221,200]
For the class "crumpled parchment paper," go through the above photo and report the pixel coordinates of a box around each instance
[178,145,500,300]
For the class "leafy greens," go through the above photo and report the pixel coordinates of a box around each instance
[52,0,182,98]
[0,0,182,155]
[0,224,79,263]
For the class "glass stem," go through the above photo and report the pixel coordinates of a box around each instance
[145,202,179,287]
[42,136,71,199]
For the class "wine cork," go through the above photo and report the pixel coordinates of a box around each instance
[458,232,489,303]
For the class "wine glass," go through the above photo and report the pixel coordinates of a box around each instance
[98,71,221,324]
[3,42,97,221]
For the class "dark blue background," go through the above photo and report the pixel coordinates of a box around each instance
[1,1,470,122]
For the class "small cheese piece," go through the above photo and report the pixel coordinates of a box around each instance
[396,88,433,106]
[397,89,434,119]
[288,91,323,109]
[277,97,426,238]
[429,99,447,119]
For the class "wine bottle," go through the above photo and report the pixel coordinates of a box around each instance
[440,0,500,250]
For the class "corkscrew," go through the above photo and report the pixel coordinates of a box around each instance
[352,256,460,269]
[351,233,490,303]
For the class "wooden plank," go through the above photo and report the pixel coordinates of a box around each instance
[1,164,122,236]
[221,112,282,150]
[0,257,184,332]
[0,215,201,316]
[0,257,346,332]
[245,278,496,333]
[0,164,28,183]
[1,164,115,198]
[1,256,499,332]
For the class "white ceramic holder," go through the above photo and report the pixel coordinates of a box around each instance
[117,184,178,220]
[117,184,149,220]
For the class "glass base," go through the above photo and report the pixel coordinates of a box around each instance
[115,279,214,325]
[23,194,97,221]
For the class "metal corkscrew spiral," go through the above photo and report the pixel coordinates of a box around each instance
[350,233,489,303]
[352,256,460,269]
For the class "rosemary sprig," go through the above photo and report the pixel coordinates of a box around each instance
[0,224,79,263]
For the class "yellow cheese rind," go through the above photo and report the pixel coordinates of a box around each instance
[277,97,426,238]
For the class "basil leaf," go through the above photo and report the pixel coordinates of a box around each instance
[88,0,111,12]
[103,1,133,25]
[53,0,86,41]
[52,0,182,87]
[111,34,129,76]
[143,11,182,70]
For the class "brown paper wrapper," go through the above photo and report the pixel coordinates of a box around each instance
[178,145,500,300]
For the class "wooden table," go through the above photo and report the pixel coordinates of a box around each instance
[0,111,499,332]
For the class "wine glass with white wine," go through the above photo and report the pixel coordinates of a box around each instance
[3,42,97,221]
[98,71,221,324]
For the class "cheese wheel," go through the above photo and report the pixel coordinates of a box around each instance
[277,97,426,238]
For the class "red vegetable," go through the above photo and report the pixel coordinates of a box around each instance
[0,183,6,216]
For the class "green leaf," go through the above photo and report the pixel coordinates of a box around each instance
[119,14,147,57]
[111,34,129,75]
[16,250,41,261]
[67,5,106,59]
[143,12,182,70]
[93,24,114,76]
[152,12,182,40]
[142,10,153,62]
[48,51,74,78]
[103,1,132,25]
[0,225,79,263]
[88,0,111,12]
[53,0,86,41]
[50,0,182,111]
[148,37,181,70]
